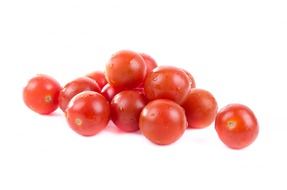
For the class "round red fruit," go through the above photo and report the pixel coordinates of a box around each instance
[59,77,100,112]
[182,88,218,129]
[139,99,187,145]
[140,53,157,74]
[101,83,120,102]
[105,50,147,90]
[182,69,196,88]
[111,90,147,132]
[23,74,61,114]
[215,104,259,149]
[144,66,191,104]
[65,91,110,136]
[86,71,107,89]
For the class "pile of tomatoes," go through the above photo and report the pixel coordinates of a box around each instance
[23,50,259,149]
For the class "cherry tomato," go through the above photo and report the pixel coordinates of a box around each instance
[136,53,158,88]
[182,88,218,129]
[100,83,120,102]
[140,53,157,74]
[58,77,100,112]
[111,90,147,132]
[139,99,187,145]
[65,91,110,136]
[215,104,259,149]
[182,69,196,88]
[105,50,147,90]
[144,66,191,104]
[23,74,61,114]
[86,71,107,89]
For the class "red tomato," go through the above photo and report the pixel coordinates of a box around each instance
[140,53,157,74]
[111,90,147,132]
[133,86,145,95]
[100,83,120,102]
[23,74,61,114]
[65,91,110,136]
[105,50,147,90]
[58,77,100,112]
[182,69,196,88]
[215,104,259,149]
[182,88,218,129]
[86,71,107,89]
[139,99,187,145]
[144,66,191,104]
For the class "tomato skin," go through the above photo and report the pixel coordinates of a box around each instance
[105,50,147,90]
[58,77,100,112]
[140,53,157,74]
[86,71,107,89]
[23,74,61,114]
[65,91,110,136]
[215,104,259,149]
[100,83,120,102]
[182,69,196,88]
[139,99,187,145]
[144,66,191,104]
[110,90,147,132]
[182,88,218,129]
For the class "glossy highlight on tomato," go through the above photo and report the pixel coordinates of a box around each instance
[100,83,120,102]
[215,104,259,149]
[23,74,61,114]
[182,88,218,129]
[65,91,110,136]
[182,69,196,88]
[144,66,191,104]
[111,90,147,132]
[105,50,147,90]
[139,99,187,145]
[58,77,100,112]
[86,71,107,89]
[140,53,157,74]
[22,49,259,149]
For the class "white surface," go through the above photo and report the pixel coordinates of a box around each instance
[1,0,287,190]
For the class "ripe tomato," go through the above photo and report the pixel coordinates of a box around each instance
[100,83,120,102]
[182,88,218,129]
[86,71,107,89]
[65,91,110,136]
[140,53,157,74]
[111,90,147,132]
[139,99,187,145]
[23,74,61,114]
[215,104,259,149]
[182,69,196,88]
[58,77,100,112]
[144,66,191,104]
[105,50,147,90]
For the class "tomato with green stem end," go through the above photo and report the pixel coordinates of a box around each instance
[215,104,259,149]
[65,91,110,136]
[23,74,61,114]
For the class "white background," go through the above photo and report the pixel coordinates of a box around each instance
[1,0,287,189]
